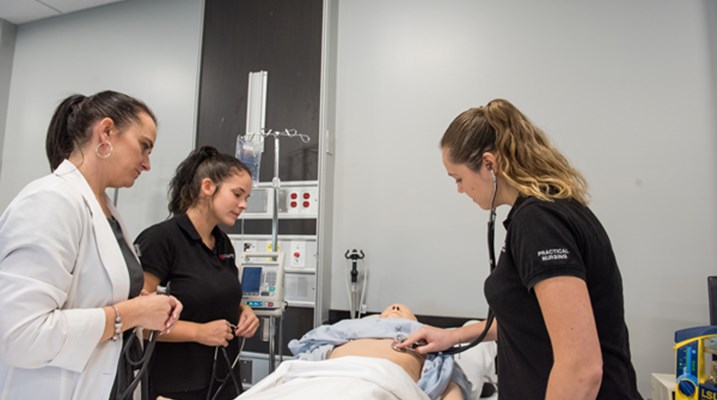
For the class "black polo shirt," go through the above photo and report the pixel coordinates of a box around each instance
[484,195,642,399]
[134,213,243,395]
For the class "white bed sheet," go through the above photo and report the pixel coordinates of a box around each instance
[238,320,499,400]
[236,356,430,400]
[451,326,498,400]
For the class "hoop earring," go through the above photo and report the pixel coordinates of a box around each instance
[95,142,113,159]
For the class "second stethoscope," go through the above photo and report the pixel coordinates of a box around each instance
[438,169,498,355]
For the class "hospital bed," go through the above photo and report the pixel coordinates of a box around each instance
[453,330,498,399]
[235,320,498,400]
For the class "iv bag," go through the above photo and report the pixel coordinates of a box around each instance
[238,71,268,187]
[236,133,263,186]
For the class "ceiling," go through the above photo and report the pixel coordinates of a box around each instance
[0,0,128,25]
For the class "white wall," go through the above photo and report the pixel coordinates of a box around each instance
[330,0,717,396]
[0,0,204,236]
[708,0,717,136]
[0,19,16,179]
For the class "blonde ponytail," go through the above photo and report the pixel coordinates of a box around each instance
[441,99,589,205]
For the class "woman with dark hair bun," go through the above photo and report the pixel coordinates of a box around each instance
[134,145,259,400]
[0,90,183,399]
[399,99,642,399]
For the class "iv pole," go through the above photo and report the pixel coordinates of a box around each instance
[257,125,310,373]
[261,123,310,372]
[239,71,310,373]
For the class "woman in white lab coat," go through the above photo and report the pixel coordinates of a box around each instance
[0,90,182,400]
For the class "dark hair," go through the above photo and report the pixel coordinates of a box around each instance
[168,146,252,215]
[441,98,589,205]
[45,90,156,170]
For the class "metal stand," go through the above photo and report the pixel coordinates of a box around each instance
[268,316,276,372]
[238,71,310,373]
[345,249,365,319]
[263,132,304,372]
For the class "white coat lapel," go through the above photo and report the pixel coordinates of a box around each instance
[55,160,130,302]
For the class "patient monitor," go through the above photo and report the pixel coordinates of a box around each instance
[239,252,286,317]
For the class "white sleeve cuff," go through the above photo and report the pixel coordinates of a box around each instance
[49,308,106,372]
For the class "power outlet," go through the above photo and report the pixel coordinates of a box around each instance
[284,187,318,215]
[289,241,306,268]
[299,188,318,214]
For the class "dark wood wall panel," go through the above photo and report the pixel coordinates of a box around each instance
[197,0,323,183]
[198,0,324,355]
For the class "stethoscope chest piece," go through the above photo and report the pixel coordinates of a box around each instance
[391,333,408,352]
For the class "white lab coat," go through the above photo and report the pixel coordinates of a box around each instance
[0,160,135,399]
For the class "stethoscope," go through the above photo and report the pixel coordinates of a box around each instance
[205,330,246,400]
[393,170,498,356]
[436,168,498,355]
[113,284,169,400]
[114,329,158,400]
[110,246,165,400]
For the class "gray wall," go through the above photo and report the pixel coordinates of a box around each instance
[707,0,717,139]
[0,0,204,236]
[329,0,717,397]
[0,19,16,179]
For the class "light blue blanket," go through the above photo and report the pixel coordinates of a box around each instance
[288,317,471,400]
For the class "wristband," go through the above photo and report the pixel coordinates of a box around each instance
[110,305,122,341]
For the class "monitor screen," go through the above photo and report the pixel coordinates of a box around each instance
[242,266,262,293]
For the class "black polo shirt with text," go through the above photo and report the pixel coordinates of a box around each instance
[134,213,243,394]
[484,195,642,399]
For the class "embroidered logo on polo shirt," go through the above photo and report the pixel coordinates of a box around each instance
[218,254,235,261]
[537,248,569,262]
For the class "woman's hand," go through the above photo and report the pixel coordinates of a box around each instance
[163,295,182,333]
[396,324,461,355]
[104,293,183,342]
[196,319,236,347]
[130,293,182,334]
[234,305,259,338]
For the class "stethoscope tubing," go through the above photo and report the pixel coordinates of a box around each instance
[437,169,498,356]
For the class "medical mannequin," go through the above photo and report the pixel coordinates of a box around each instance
[331,305,465,399]
[0,90,182,400]
[329,305,435,381]
[135,146,259,400]
[288,303,470,400]
[398,99,642,400]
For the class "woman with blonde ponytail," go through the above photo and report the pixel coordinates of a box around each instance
[399,99,642,399]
